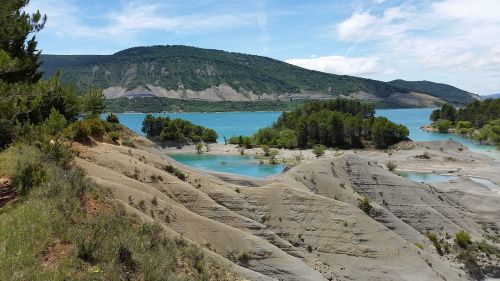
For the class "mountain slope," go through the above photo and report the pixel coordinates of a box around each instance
[481,93,500,100]
[40,45,476,106]
[388,79,479,105]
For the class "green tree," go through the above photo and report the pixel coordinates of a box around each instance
[261,145,270,156]
[0,0,47,84]
[276,129,298,148]
[81,88,105,118]
[195,142,204,155]
[106,113,120,124]
[430,109,441,122]
[440,103,457,122]
[434,119,452,133]
[371,117,409,148]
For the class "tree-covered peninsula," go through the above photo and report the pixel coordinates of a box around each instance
[429,99,500,148]
[229,99,409,149]
[142,114,218,145]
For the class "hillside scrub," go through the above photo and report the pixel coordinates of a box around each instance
[0,3,232,279]
[142,114,217,145]
[0,144,232,281]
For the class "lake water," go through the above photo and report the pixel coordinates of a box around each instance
[112,108,499,177]
[114,112,281,143]
[396,171,457,183]
[168,154,285,178]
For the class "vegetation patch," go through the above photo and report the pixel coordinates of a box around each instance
[142,114,217,146]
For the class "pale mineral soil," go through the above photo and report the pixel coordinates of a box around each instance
[75,134,500,281]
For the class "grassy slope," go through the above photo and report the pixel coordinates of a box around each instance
[0,143,235,281]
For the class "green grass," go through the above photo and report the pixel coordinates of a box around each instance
[0,144,232,281]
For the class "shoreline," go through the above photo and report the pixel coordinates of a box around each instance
[162,141,500,186]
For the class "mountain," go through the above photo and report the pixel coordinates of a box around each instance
[481,93,500,100]
[40,45,477,107]
[387,79,479,105]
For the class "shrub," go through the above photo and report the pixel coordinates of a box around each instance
[261,145,270,156]
[117,245,136,271]
[434,119,452,133]
[15,160,47,195]
[43,108,68,136]
[457,251,483,280]
[415,243,424,250]
[312,144,326,158]
[238,251,250,265]
[386,161,397,171]
[76,239,98,264]
[269,149,279,164]
[164,164,186,181]
[109,131,120,142]
[358,197,372,215]
[426,232,443,255]
[371,117,409,148]
[253,128,278,145]
[455,230,472,248]
[292,152,304,163]
[195,142,204,155]
[106,113,120,124]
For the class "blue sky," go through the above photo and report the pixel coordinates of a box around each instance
[27,0,500,95]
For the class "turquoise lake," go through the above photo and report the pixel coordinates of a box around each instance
[112,108,499,178]
[168,154,285,178]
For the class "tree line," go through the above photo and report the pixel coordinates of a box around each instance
[142,114,218,145]
[246,99,409,149]
[430,100,500,147]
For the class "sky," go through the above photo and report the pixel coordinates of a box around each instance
[26,0,500,95]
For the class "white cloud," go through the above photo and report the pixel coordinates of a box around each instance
[335,0,500,93]
[286,55,380,76]
[27,0,254,41]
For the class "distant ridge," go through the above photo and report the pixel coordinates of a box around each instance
[40,45,477,107]
[481,93,500,100]
[387,79,479,105]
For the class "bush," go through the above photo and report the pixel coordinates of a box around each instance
[371,117,409,148]
[426,232,443,255]
[261,145,270,156]
[164,164,186,181]
[434,119,452,133]
[457,251,483,280]
[109,131,120,142]
[386,161,397,171]
[43,108,68,136]
[276,129,298,149]
[15,160,47,195]
[312,144,326,158]
[358,197,372,215]
[106,113,120,124]
[455,230,472,248]
[195,142,204,155]
[65,118,106,142]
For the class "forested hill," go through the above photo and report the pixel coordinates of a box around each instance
[388,79,479,105]
[40,45,477,107]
